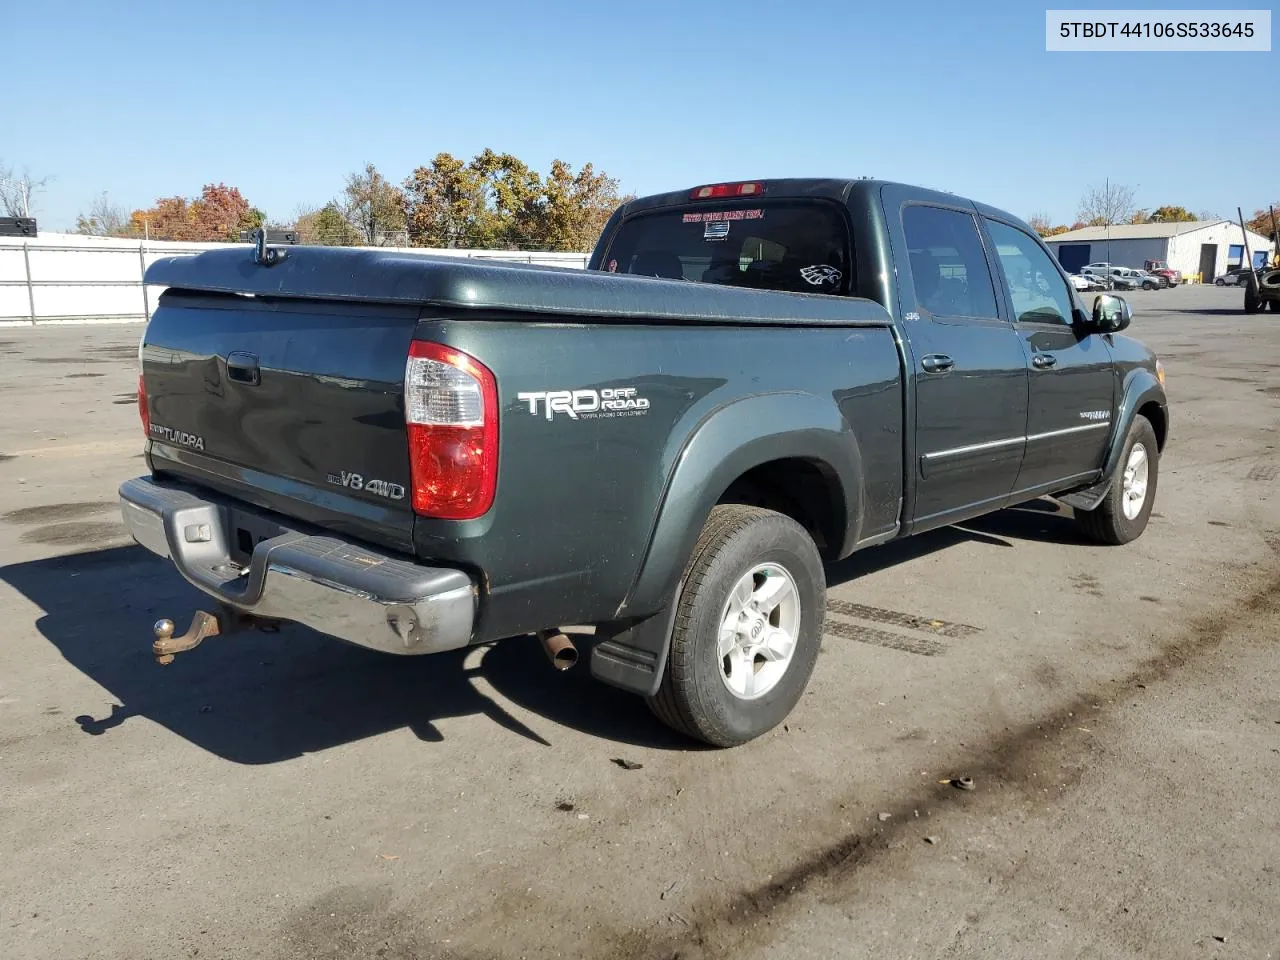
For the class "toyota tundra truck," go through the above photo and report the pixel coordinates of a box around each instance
[119,178,1169,747]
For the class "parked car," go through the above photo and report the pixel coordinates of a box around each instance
[1068,273,1107,292]
[120,178,1169,747]
[1104,267,1142,291]
[1215,266,1254,286]
[1143,259,1182,287]
[1132,269,1167,290]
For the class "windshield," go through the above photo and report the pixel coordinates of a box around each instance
[599,199,852,296]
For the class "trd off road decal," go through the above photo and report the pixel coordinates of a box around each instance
[517,387,651,421]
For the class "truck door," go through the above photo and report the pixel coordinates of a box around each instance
[979,216,1115,495]
[886,192,1030,532]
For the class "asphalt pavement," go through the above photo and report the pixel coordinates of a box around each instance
[1,283,1277,960]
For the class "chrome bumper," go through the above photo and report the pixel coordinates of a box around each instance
[118,476,476,655]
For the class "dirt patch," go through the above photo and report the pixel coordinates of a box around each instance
[25,357,106,365]
[19,521,128,546]
[0,453,13,463]
[99,345,141,360]
[3,501,113,525]
[64,372,104,379]
[1258,386,1280,398]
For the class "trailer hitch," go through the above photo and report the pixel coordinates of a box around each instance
[152,611,222,665]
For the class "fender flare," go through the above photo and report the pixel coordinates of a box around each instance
[589,391,864,696]
[1057,368,1168,512]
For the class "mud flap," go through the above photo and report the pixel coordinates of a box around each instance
[589,599,680,697]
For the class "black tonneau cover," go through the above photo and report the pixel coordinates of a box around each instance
[143,246,891,327]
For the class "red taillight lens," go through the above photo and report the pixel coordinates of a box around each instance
[404,341,498,520]
[690,182,765,200]
[137,373,151,437]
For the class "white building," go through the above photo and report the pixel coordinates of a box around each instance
[1044,220,1275,282]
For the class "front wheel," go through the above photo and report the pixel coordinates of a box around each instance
[647,504,826,747]
[1074,415,1159,545]
[1245,287,1262,313]
[1215,278,1225,286]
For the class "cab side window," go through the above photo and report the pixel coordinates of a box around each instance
[983,219,1075,326]
[901,205,1000,321]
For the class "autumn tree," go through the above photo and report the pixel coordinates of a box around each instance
[402,153,497,248]
[1077,180,1136,226]
[1129,209,1150,224]
[128,183,261,241]
[1245,203,1280,240]
[343,163,406,246]
[75,191,130,236]
[1027,212,1069,237]
[1148,205,1197,223]
[537,160,627,252]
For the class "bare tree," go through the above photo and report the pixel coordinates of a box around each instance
[0,161,52,218]
[74,191,130,235]
[1077,180,1136,226]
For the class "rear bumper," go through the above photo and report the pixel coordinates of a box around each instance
[119,476,476,655]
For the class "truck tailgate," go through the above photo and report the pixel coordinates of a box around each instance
[140,291,422,553]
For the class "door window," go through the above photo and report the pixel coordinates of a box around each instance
[901,205,999,320]
[983,219,1075,326]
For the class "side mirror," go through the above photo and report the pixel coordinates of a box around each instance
[1092,293,1132,333]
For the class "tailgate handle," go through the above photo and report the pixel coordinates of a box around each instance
[226,352,261,386]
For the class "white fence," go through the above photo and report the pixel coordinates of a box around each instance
[0,233,590,326]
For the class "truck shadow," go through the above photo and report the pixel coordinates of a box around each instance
[0,545,691,763]
[2,498,1082,764]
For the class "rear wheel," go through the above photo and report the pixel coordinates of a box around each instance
[647,504,826,747]
[1074,415,1159,545]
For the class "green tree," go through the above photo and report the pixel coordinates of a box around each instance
[402,152,495,248]
[535,159,628,252]
[1148,206,1197,222]
[297,202,360,245]
[343,163,406,246]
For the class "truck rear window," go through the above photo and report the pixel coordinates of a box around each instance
[600,200,852,296]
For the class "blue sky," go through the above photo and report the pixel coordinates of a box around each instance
[5,0,1276,232]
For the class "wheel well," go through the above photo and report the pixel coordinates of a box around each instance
[1137,401,1167,451]
[718,458,846,559]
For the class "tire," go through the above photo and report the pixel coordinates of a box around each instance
[1245,287,1262,314]
[646,504,826,747]
[1143,281,1156,290]
[1215,278,1225,286]
[1074,415,1159,545]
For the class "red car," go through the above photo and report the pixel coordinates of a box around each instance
[1144,259,1182,286]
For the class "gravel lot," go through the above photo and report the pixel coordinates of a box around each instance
[1,284,1277,960]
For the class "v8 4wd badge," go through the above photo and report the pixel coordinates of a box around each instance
[326,471,405,501]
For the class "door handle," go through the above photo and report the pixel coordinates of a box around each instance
[921,354,955,373]
[226,351,261,385]
[1032,354,1058,370]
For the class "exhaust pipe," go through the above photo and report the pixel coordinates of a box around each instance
[536,628,578,670]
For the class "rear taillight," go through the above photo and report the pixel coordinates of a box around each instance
[404,341,498,520]
[137,373,150,437]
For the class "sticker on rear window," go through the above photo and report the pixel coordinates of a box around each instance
[682,209,764,223]
[704,221,730,241]
[800,264,842,287]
